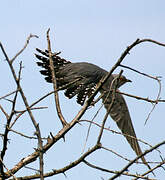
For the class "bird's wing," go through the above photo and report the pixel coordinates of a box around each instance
[35,49,99,105]
[100,90,149,167]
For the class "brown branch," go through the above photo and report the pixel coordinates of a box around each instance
[9,106,47,129]
[46,29,68,127]
[9,79,81,129]
[109,140,165,180]
[102,146,131,162]
[80,119,155,150]
[82,103,104,153]
[83,160,155,180]
[4,75,103,178]
[133,160,165,180]
[10,34,38,63]
[8,128,47,140]
[15,106,47,114]
[119,64,161,81]
[86,39,140,107]
[117,90,164,104]
[0,90,19,100]
[120,38,165,126]
[82,39,143,147]
[0,40,44,179]
[0,62,22,176]
[97,70,123,143]
[0,105,9,119]
[25,77,82,111]
[9,144,101,180]
[145,79,161,125]
[0,157,17,180]
[119,63,162,125]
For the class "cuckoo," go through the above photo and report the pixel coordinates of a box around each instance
[35,48,151,171]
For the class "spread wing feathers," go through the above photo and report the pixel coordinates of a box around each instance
[100,90,151,169]
[77,83,96,105]
[35,48,71,85]
[64,83,96,105]
[35,48,97,105]
[35,48,71,71]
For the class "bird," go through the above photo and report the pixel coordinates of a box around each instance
[35,48,151,171]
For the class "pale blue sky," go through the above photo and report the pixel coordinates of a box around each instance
[0,1,165,179]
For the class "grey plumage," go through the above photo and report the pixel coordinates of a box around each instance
[35,48,151,170]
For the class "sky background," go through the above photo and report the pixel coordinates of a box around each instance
[0,1,165,179]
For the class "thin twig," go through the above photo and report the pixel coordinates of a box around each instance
[97,70,123,144]
[80,119,155,150]
[0,104,9,119]
[117,90,164,104]
[119,64,161,81]
[24,166,40,173]
[8,128,47,140]
[109,140,165,180]
[46,29,68,127]
[10,106,47,129]
[0,157,18,180]
[0,90,19,100]
[11,34,39,63]
[133,160,165,180]
[82,103,104,153]
[26,78,82,110]
[138,38,165,47]
[145,79,161,125]
[83,160,155,180]
[119,64,162,125]
[9,79,81,129]
[119,38,165,125]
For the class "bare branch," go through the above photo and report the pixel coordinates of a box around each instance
[80,119,155,150]
[0,39,44,179]
[0,90,19,100]
[119,63,162,125]
[83,160,155,180]
[11,34,38,63]
[46,29,68,127]
[0,62,21,176]
[109,140,165,180]
[9,144,101,180]
[133,160,165,180]
[97,70,123,143]
[145,79,161,125]
[8,128,47,140]
[117,90,164,104]
[138,38,165,47]
[0,157,17,180]
[120,64,161,81]
[0,105,9,119]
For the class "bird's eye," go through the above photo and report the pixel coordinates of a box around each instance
[120,76,125,81]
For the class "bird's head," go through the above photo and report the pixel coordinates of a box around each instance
[112,74,132,88]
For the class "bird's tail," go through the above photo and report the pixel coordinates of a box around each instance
[100,90,154,175]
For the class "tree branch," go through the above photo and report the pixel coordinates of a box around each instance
[46,29,68,127]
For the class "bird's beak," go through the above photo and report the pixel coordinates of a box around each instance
[126,79,132,83]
